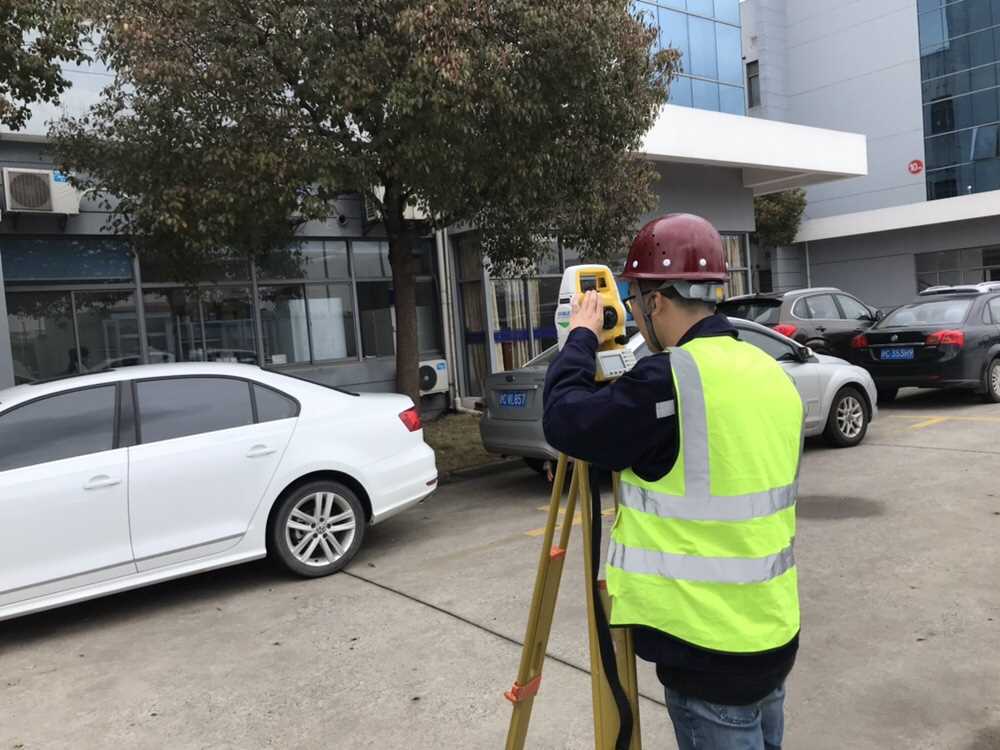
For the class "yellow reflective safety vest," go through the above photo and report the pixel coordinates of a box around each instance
[607,335,804,654]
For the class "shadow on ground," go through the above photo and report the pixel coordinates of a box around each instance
[797,495,885,520]
[0,560,289,647]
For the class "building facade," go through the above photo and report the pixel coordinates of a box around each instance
[0,6,867,399]
[742,0,1000,308]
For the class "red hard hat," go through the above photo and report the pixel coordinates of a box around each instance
[621,213,728,283]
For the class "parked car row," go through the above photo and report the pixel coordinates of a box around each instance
[480,317,880,472]
[722,283,1000,403]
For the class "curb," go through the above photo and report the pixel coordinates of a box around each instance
[437,458,524,485]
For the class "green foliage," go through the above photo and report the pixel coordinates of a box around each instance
[51,0,676,398]
[0,0,89,130]
[753,189,808,248]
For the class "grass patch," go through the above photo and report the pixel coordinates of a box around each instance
[423,412,505,475]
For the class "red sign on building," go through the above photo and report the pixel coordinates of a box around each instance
[908,159,924,175]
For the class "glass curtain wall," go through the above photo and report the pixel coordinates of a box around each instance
[4,236,444,384]
[632,0,745,115]
[919,0,1000,198]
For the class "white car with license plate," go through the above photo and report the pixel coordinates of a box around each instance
[0,363,437,621]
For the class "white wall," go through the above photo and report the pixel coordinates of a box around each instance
[743,0,927,219]
[643,162,756,232]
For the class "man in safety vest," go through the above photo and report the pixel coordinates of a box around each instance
[543,213,803,750]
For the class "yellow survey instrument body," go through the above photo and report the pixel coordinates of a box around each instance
[555,264,635,381]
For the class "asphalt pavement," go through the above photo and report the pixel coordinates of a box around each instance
[1,389,999,749]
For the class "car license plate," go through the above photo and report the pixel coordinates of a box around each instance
[500,391,528,408]
[880,347,915,361]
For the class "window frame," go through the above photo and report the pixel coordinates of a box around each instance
[747,60,761,108]
[834,294,874,321]
[801,293,842,321]
[735,325,798,361]
[988,296,1000,323]
[129,374,299,446]
[0,382,123,471]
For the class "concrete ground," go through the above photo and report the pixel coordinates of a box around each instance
[1,389,999,749]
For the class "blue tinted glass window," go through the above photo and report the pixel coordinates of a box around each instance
[918,0,941,10]
[692,79,720,110]
[660,0,687,8]
[716,22,742,84]
[634,1,658,28]
[970,27,997,68]
[971,87,1000,125]
[918,10,946,51]
[1,238,133,283]
[659,9,690,67]
[687,0,715,17]
[973,123,1000,159]
[669,75,693,106]
[714,0,741,25]
[688,16,718,79]
[719,83,745,114]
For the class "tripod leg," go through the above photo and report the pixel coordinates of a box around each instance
[505,454,579,750]
[579,463,622,750]
[608,472,642,750]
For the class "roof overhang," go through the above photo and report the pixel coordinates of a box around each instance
[639,104,868,196]
[797,188,1000,243]
[0,131,49,144]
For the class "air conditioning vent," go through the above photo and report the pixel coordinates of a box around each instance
[8,171,52,210]
[2,168,81,215]
[419,358,449,396]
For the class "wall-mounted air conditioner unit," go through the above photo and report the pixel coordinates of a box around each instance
[419,359,450,396]
[2,169,81,215]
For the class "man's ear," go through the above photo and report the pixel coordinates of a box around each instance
[650,291,667,317]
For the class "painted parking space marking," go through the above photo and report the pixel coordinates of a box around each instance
[886,414,1000,430]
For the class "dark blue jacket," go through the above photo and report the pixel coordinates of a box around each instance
[542,314,798,705]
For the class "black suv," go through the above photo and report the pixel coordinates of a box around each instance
[719,287,881,361]
[850,282,1000,403]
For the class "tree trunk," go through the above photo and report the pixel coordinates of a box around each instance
[386,209,421,406]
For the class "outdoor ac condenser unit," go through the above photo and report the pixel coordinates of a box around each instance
[2,168,81,215]
[418,359,450,396]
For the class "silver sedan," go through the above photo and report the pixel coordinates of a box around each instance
[480,318,878,473]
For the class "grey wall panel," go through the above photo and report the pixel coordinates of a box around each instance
[0,250,13,389]
[644,163,755,233]
[807,216,1000,308]
[742,0,927,219]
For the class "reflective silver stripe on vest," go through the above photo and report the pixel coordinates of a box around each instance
[620,481,797,522]
[608,539,795,584]
[669,348,709,499]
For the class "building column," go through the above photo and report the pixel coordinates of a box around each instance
[0,249,14,389]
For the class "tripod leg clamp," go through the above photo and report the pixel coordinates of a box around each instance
[504,675,542,704]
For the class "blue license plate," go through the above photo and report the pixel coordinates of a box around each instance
[880,347,915,361]
[500,391,528,408]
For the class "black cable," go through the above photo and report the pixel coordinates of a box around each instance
[587,467,634,750]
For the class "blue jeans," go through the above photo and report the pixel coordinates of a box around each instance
[665,685,786,750]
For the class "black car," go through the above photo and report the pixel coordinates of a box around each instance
[719,287,881,360]
[850,283,1000,403]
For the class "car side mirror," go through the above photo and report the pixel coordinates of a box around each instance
[797,346,814,363]
[871,309,883,321]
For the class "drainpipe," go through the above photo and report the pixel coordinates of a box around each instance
[805,241,812,288]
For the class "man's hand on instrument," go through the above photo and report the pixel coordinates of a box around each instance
[570,291,603,338]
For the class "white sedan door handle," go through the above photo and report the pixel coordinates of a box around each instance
[84,475,122,491]
[246,445,277,458]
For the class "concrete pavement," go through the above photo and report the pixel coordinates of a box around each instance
[1,389,999,749]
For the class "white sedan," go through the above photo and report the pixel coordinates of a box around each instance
[0,363,437,621]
